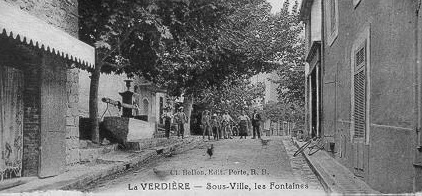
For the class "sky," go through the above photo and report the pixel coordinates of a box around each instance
[267,0,302,14]
[267,0,284,13]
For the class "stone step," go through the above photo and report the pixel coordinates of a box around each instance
[125,137,181,151]
[79,143,119,163]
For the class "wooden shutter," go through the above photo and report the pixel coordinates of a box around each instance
[39,59,66,178]
[0,66,24,180]
[353,43,367,139]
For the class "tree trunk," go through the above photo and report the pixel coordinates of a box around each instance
[183,95,194,135]
[89,62,102,144]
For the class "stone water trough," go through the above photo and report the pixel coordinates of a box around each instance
[101,116,156,149]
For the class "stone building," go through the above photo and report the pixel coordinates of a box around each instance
[0,0,94,180]
[132,78,172,137]
[301,0,422,193]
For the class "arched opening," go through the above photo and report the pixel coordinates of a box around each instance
[143,99,149,115]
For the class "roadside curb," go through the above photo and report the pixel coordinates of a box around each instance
[291,138,380,195]
[291,139,332,194]
[9,137,203,192]
[60,137,203,191]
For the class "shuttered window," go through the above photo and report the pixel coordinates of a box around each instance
[353,43,367,139]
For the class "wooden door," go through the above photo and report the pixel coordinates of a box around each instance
[39,59,66,178]
[0,66,24,180]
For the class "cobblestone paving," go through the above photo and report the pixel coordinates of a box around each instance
[83,136,325,196]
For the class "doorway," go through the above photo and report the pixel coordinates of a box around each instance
[0,66,24,180]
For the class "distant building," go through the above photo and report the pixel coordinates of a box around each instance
[250,71,279,106]
[250,72,282,135]
[301,0,422,193]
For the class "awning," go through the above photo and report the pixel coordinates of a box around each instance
[0,1,95,68]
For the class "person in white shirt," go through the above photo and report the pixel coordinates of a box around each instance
[161,107,173,139]
[222,110,235,139]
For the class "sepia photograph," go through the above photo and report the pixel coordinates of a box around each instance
[0,0,421,195]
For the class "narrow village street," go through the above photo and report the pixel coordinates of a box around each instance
[81,136,325,195]
[3,0,421,194]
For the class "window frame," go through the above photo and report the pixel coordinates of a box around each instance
[350,25,371,144]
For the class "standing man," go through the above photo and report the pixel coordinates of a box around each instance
[174,106,188,139]
[201,110,211,140]
[210,113,219,140]
[161,107,173,139]
[251,109,262,139]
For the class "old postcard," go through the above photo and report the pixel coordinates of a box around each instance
[0,0,421,195]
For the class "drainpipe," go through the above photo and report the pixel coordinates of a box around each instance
[416,0,422,152]
[320,0,325,139]
[414,0,422,192]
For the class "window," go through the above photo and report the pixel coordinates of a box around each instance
[353,46,366,139]
[143,99,149,115]
[326,0,339,46]
[351,26,370,144]
[159,97,163,124]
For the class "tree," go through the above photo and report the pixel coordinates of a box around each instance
[271,0,305,108]
[261,0,306,127]
[148,0,304,131]
[263,101,305,125]
[79,0,304,140]
[197,79,265,117]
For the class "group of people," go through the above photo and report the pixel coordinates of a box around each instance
[161,106,263,140]
[201,109,262,140]
[162,106,187,139]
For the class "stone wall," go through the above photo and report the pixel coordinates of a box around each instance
[4,0,79,37]
[66,68,80,165]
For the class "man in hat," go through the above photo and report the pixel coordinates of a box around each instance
[210,113,219,140]
[174,106,188,139]
[251,109,262,139]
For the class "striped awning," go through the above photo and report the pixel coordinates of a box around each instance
[0,1,95,68]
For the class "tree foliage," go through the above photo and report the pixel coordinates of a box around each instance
[263,101,304,125]
[261,0,306,126]
[79,0,303,97]
[270,1,305,108]
[197,79,265,117]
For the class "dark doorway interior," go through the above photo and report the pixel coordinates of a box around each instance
[310,68,317,138]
